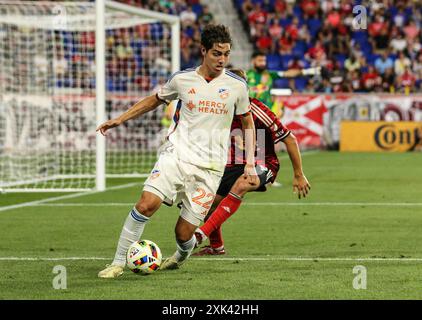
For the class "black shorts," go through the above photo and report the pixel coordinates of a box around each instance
[216,165,275,197]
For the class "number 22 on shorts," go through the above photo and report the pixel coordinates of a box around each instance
[192,188,215,210]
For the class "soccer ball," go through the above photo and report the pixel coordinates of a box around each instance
[126,240,162,274]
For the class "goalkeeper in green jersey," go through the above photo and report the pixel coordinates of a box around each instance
[246,51,320,118]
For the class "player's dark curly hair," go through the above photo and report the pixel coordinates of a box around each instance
[201,24,232,51]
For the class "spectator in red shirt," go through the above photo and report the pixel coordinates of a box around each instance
[339,0,353,16]
[256,32,273,54]
[268,20,283,40]
[248,3,268,25]
[368,14,388,38]
[360,65,382,92]
[305,39,326,62]
[278,30,295,55]
[285,17,300,41]
[274,0,286,14]
[301,0,319,18]
[397,66,416,94]
[326,9,342,29]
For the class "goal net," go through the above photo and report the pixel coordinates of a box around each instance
[0,1,180,192]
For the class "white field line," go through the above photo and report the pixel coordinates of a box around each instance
[0,182,140,213]
[0,256,421,262]
[28,202,422,207]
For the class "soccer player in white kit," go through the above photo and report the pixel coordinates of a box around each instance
[97,24,258,278]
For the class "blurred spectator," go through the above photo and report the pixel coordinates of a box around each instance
[360,65,381,92]
[198,5,214,25]
[328,60,346,92]
[403,19,420,42]
[347,70,362,92]
[278,30,295,55]
[393,6,408,28]
[301,0,319,18]
[305,39,326,63]
[268,20,283,40]
[285,17,301,41]
[412,51,422,82]
[325,9,341,30]
[344,54,361,73]
[394,51,412,76]
[180,6,197,28]
[248,3,268,25]
[256,31,273,54]
[390,31,408,53]
[381,67,396,93]
[371,23,390,54]
[397,66,416,94]
[374,51,394,75]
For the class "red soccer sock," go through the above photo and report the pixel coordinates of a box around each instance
[200,192,242,239]
[209,227,224,249]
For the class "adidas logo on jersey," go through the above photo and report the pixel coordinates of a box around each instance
[188,88,196,94]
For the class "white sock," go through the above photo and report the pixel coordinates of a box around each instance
[112,207,149,267]
[174,235,196,264]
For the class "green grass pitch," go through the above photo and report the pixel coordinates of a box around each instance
[1,151,422,299]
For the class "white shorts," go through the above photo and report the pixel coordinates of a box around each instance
[144,143,222,226]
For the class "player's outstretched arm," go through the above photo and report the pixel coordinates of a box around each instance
[282,133,311,199]
[277,66,321,78]
[96,94,163,136]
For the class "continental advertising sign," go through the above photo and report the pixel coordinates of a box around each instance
[340,121,422,152]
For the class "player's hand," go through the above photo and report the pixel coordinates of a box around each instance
[244,164,259,186]
[96,118,122,136]
[293,175,311,199]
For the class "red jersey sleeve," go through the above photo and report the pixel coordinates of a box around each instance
[249,98,291,144]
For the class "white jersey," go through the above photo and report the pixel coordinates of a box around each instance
[157,67,250,174]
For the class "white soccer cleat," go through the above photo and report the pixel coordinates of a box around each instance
[160,255,182,270]
[98,264,124,278]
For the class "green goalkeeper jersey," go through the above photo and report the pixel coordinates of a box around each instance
[246,69,279,109]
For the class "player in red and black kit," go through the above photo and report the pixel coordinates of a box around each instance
[193,69,311,255]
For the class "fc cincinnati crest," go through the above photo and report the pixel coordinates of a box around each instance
[150,169,160,179]
[218,88,230,99]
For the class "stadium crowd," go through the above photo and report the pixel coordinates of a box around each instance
[113,0,422,94]
[3,0,421,94]
[235,0,422,93]
[119,0,214,70]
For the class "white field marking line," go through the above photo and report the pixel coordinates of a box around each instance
[29,202,422,207]
[0,256,422,262]
[0,182,140,213]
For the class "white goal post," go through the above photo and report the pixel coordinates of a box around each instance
[0,0,180,192]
